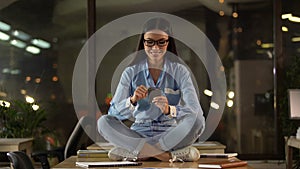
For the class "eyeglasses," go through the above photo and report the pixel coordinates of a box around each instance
[143,39,169,47]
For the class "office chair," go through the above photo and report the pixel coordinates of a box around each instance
[64,115,94,159]
[7,151,35,169]
[31,115,94,169]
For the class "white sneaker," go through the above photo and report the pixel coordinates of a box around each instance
[108,147,138,161]
[170,146,200,162]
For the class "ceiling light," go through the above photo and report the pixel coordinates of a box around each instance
[261,43,274,48]
[282,26,288,32]
[0,21,11,31]
[31,38,51,49]
[219,11,225,16]
[0,31,10,41]
[12,30,31,41]
[227,100,234,107]
[291,37,300,42]
[25,76,31,82]
[25,95,35,103]
[288,16,300,23]
[20,89,26,95]
[281,13,300,23]
[0,100,11,108]
[10,69,21,75]
[32,104,39,111]
[2,68,10,74]
[10,39,26,48]
[26,46,40,54]
[256,40,262,46]
[210,102,220,110]
[227,91,235,99]
[282,13,292,19]
[204,89,213,96]
[232,12,238,18]
[52,76,59,82]
[35,78,41,83]
[232,3,238,18]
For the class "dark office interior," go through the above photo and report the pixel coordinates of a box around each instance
[0,0,300,168]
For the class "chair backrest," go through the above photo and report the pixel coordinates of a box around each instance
[64,115,93,159]
[7,151,35,169]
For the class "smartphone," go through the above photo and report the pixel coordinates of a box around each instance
[148,87,162,103]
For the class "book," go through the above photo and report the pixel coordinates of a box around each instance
[200,153,238,158]
[198,160,247,168]
[77,150,109,158]
[88,142,114,150]
[75,161,142,168]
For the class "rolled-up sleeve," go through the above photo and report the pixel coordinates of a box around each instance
[173,65,204,120]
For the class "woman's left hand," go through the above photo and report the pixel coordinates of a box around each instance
[152,96,169,114]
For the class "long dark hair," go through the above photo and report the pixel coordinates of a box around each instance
[129,17,178,65]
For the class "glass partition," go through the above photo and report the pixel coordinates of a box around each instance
[0,0,87,144]
[0,0,281,158]
[94,0,276,157]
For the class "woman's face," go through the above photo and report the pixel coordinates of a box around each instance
[143,29,169,63]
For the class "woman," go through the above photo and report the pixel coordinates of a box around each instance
[97,17,205,162]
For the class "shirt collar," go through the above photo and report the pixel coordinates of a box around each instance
[144,58,169,76]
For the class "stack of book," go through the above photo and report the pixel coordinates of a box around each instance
[77,150,109,158]
[200,153,238,158]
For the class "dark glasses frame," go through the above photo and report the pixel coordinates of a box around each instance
[143,39,169,47]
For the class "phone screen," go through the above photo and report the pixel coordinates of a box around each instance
[148,88,162,103]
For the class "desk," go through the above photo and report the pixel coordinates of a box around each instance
[88,141,226,154]
[52,156,253,169]
[286,136,300,169]
[0,138,34,156]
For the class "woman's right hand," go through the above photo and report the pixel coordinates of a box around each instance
[130,85,148,104]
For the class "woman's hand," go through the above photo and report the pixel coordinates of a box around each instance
[152,96,169,114]
[130,85,148,104]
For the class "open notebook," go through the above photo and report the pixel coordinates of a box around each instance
[76,161,142,168]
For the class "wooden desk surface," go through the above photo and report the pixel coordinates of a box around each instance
[52,156,253,169]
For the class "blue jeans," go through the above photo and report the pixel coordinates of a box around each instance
[97,113,204,156]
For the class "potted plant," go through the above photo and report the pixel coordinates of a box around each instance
[0,100,60,150]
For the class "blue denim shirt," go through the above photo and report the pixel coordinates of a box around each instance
[108,57,204,137]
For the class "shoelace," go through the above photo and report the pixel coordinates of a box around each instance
[169,155,184,163]
[123,157,138,162]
